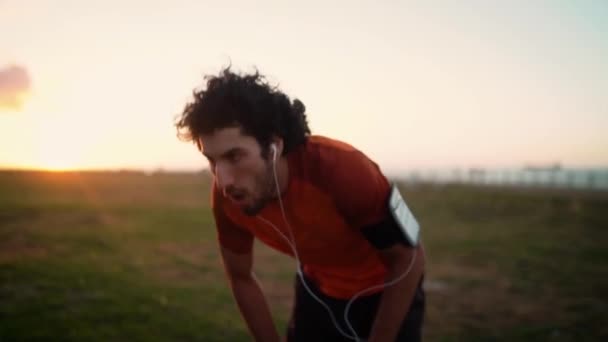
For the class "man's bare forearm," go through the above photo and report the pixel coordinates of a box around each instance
[229,273,281,342]
[368,246,425,342]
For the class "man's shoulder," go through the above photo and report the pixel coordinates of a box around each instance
[306,135,358,154]
[294,136,390,227]
[300,135,365,167]
[293,135,383,189]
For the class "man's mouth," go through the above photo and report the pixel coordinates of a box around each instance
[226,190,247,203]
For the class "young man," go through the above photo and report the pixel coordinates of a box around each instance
[175,67,425,342]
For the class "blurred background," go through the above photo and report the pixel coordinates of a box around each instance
[1,0,607,341]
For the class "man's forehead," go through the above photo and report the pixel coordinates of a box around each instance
[198,127,256,155]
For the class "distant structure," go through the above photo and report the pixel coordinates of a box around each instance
[400,162,607,191]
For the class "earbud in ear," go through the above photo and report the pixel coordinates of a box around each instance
[270,143,277,161]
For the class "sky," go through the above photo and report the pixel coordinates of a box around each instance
[1,0,607,174]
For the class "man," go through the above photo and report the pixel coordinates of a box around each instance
[175,67,425,342]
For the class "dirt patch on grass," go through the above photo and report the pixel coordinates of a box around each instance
[140,242,223,285]
[0,234,49,263]
[425,261,561,336]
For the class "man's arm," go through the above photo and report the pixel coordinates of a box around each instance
[367,243,425,342]
[314,145,425,340]
[220,246,281,342]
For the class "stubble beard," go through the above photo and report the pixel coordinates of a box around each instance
[242,160,276,216]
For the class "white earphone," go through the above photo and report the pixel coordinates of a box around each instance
[257,141,417,341]
[270,143,278,162]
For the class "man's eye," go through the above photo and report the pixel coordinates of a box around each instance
[227,153,242,163]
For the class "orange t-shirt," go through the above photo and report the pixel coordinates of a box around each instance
[212,135,392,299]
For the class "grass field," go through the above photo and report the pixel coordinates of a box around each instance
[1,170,606,341]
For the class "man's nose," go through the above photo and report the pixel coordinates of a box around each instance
[214,162,235,190]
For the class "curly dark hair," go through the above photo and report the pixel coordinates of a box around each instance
[175,66,311,156]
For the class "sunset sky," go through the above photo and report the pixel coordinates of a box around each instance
[1,0,607,174]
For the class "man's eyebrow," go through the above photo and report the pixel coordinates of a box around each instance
[221,148,242,157]
[203,148,241,160]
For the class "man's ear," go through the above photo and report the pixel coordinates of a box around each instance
[271,137,284,156]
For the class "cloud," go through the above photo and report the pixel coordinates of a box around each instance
[0,64,31,111]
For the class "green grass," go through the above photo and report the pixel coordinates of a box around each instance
[0,171,606,341]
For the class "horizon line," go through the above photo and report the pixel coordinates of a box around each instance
[2,164,608,175]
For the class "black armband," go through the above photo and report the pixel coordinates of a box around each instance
[362,184,421,250]
[361,215,410,250]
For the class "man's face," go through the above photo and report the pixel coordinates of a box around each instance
[199,127,274,216]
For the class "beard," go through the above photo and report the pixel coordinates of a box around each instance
[240,160,276,216]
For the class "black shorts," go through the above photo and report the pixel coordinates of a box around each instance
[286,273,425,342]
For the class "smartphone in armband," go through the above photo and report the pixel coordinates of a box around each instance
[388,184,420,246]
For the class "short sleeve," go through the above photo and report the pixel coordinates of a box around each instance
[211,184,254,254]
[321,148,391,228]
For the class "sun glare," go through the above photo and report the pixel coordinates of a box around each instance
[34,138,81,171]
[27,109,89,172]
[38,159,77,172]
